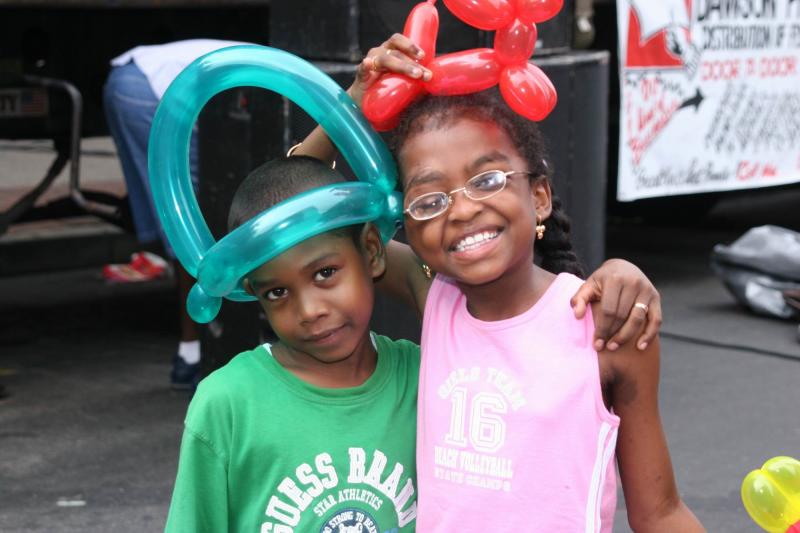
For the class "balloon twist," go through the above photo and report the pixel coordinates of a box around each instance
[742,456,800,533]
[363,0,561,131]
[148,45,402,323]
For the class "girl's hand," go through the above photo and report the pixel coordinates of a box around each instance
[295,34,432,163]
[571,259,662,352]
[347,33,433,107]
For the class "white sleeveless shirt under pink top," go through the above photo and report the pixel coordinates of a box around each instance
[416,272,620,532]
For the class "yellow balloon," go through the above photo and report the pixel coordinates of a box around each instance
[742,456,800,533]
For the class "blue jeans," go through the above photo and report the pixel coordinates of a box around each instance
[103,61,198,258]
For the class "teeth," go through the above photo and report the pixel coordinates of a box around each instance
[454,231,498,252]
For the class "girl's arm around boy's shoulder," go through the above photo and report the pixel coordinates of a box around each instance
[596,306,705,533]
[573,259,663,352]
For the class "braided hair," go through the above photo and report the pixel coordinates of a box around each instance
[391,89,584,277]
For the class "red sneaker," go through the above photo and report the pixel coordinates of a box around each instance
[102,252,168,283]
[129,252,168,278]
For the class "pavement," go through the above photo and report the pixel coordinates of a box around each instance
[605,215,800,532]
[1,139,799,532]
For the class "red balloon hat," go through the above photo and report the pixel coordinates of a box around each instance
[362,0,561,131]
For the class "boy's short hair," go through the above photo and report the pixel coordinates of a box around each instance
[227,156,347,231]
[228,156,365,249]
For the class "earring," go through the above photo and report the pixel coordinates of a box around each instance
[535,218,546,240]
[421,263,433,279]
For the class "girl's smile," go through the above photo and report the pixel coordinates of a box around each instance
[449,227,502,257]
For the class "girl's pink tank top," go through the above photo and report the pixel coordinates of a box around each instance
[416,272,620,532]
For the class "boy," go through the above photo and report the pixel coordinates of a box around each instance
[165,156,419,532]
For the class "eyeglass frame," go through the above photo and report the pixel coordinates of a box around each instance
[403,169,536,221]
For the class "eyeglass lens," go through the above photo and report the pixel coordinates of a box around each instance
[465,170,507,199]
[407,170,509,220]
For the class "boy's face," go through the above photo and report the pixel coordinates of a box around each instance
[244,226,385,365]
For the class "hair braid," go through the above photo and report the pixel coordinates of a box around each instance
[536,193,584,277]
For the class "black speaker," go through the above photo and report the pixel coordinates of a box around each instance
[536,50,610,272]
[269,0,573,63]
[197,62,420,375]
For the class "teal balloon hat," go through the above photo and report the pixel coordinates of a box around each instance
[148,45,402,323]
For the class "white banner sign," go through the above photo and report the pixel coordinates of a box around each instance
[616,0,800,201]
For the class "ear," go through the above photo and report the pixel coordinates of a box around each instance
[531,176,552,221]
[243,277,255,297]
[360,223,387,279]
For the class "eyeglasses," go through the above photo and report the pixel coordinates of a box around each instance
[404,170,534,221]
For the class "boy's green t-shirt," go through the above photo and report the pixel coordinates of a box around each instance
[165,334,420,533]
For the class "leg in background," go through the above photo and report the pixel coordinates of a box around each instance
[104,61,202,389]
[171,262,201,390]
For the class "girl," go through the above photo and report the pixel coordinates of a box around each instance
[298,36,702,531]
[299,39,663,355]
